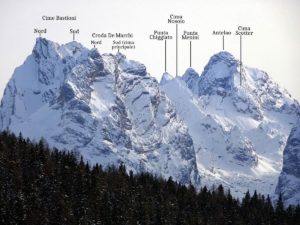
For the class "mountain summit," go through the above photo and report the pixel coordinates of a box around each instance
[197,51,239,95]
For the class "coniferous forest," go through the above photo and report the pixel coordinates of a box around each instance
[0,131,299,225]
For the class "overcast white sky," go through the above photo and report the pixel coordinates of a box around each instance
[0,0,300,100]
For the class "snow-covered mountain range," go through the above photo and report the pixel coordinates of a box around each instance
[0,38,200,186]
[0,38,299,204]
[161,51,299,201]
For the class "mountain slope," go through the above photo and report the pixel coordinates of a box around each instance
[0,38,200,186]
[161,51,300,199]
[276,121,300,205]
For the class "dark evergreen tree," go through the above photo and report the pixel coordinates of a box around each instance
[0,131,299,225]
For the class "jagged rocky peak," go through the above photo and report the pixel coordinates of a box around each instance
[116,52,147,76]
[160,72,174,85]
[203,51,238,73]
[182,68,199,80]
[0,38,201,187]
[276,121,300,205]
[33,38,87,62]
[196,51,241,96]
[32,38,57,60]
[181,68,199,92]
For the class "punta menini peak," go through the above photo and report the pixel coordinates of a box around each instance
[1,38,300,205]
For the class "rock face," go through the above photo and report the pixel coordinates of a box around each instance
[161,51,300,199]
[0,38,201,186]
[276,122,300,205]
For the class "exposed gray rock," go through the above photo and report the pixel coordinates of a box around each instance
[276,121,300,205]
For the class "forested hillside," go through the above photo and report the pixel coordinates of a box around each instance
[0,131,299,225]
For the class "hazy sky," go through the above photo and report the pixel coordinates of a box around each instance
[0,0,300,100]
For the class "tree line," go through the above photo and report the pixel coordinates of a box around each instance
[0,131,299,225]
